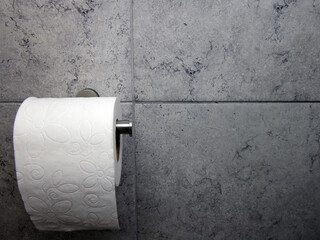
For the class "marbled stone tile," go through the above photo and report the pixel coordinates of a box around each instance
[134,0,320,101]
[0,103,136,240]
[135,103,320,239]
[0,0,131,101]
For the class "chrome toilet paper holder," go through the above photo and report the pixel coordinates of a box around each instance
[76,88,132,137]
[76,88,132,162]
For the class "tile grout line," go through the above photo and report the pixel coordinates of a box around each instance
[129,0,138,239]
[2,100,320,104]
[134,101,320,104]
[0,101,23,104]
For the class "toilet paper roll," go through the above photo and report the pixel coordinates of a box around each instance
[13,97,122,231]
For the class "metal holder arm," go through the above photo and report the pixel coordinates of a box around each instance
[76,88,133,136]
[116,120,132,136]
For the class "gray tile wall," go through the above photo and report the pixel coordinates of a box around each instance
[1,0,319,239]
[135,103,320,239]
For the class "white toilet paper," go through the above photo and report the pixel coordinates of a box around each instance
[13,97,122,231]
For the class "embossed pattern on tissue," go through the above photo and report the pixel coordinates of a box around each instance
[80,158,114,192]
[14,98,119,231]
